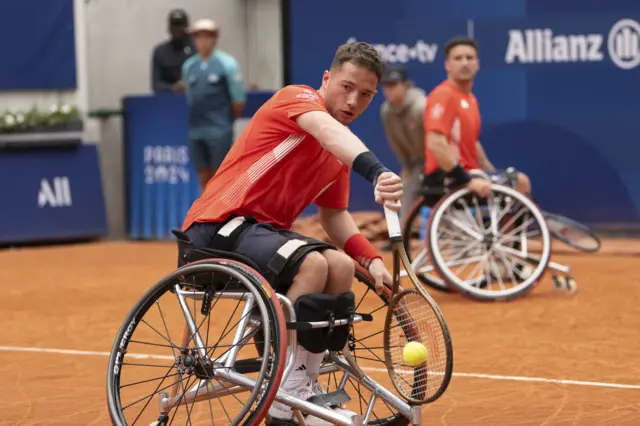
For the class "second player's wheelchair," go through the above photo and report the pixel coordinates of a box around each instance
[401,168,601,302]
[106,215,453,425]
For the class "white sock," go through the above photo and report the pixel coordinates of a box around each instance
[283,346,309,389]
[306,351,326,381]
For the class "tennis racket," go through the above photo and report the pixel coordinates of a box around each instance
[543,211,601,253]
[382,207,453,404]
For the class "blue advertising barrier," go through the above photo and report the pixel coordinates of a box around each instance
[0,145,108,244]
[289,0,640,226]
[123,92,274,240]
[0,0,76,90]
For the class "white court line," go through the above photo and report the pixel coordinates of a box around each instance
[1,345,639,391]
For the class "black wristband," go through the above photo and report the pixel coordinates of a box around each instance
[447,165,471,185]
[352,151,390,184]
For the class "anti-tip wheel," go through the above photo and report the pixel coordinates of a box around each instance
[552,275,577,294]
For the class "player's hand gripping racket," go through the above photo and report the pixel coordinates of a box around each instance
[381,207,454,404]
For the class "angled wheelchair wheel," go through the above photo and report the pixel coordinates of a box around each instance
[427,184,552,301]
[106,259,287,426]
[402,197,453,293]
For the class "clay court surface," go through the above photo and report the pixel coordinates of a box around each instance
[1,238,640,425]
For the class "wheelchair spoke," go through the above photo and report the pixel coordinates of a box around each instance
[443,214,483,240]
[141,318,181,352]
[207,307,253,361]
[120,372,182,389]
[186,378,205,426]
[485,259,505,291]
[206,296,244,359]
[354,328,385,343]
[205,380,216,425]
[498,205,527,235]
[157,300,180,361]
[502,215,536,241]
[438,221,477,243]
[124,366,184,423]
[355,286,372,311]
[167,375,197,426]
[495,195,515,225]
[495,251,518,284]
[123,362,175,369]
[122,366,178,411]
[129,340,178,349]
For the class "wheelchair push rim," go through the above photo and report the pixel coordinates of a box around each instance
[427,184,553,301]
[106,259,287,426]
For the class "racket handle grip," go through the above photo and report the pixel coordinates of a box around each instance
[384,207,403,243]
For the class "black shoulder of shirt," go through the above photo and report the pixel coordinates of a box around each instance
[153,41,171,52]
[155,38,195,50]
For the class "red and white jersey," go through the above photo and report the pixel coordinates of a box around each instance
[182,85,350,231]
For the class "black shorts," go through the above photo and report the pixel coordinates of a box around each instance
[183,221,332,294]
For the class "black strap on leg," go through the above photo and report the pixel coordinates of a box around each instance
[210,216,256,252]
[266,237,335,277]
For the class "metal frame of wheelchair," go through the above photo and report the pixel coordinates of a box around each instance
[400,171,577,301]
[106,238,427,426]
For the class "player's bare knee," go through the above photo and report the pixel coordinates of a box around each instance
[517,172,531,194]
[296,251,329,293]
[323,250,355,296]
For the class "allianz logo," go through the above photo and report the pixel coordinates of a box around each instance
[38,177,72,208]
[347,37,438,64]
[505,18,640,69]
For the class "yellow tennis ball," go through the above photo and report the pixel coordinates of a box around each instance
[403,341,428,366]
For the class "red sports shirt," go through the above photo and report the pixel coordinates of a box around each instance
[182,85,350,231]
[423,81,481,174]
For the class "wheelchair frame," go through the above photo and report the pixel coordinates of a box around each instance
[107,241,433,426]
[166,283,420,425]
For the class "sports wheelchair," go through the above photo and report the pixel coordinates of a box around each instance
[401,168,601,302]
[106,211,453,426]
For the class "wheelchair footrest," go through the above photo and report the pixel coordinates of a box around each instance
[306,388,351,407]
[286,313,372,330]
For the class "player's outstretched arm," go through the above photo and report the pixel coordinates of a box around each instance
[318,206,390,294]
[297,110,402,210]
[296,111,402,200]
[296,110,370,166]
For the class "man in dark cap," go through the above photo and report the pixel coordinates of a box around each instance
[151,9,196,93]
[379,65,426,228]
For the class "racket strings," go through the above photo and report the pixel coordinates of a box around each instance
[387,291,448,401]
[546,216,599,251]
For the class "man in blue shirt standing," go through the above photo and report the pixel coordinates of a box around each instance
[182,18,246,192]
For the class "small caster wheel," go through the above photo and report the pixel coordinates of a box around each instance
[552,275,577,293]
[552,274,563,291]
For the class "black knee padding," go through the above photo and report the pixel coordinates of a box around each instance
[328,291,355,352]
[294,291,356,354]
